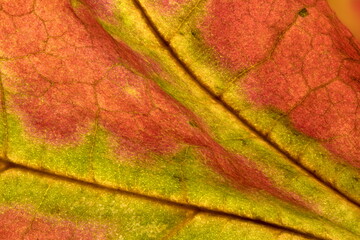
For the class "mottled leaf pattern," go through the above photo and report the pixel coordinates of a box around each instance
[0,0,359,239]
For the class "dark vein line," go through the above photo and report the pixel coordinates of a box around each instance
[0,161,10,174]
[0,72,9,158]
[131,0,360,208]
[0,158,324,240]
[160,210,199,240]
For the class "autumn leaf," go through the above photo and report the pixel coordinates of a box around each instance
[0,0,359,239]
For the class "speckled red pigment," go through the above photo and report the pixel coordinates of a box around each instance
[202,0,360,168]
[0,0,308,206]
[201,0,316,71]
[0,208,106,240]
[82,0,113,19]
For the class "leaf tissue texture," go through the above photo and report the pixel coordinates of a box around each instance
[0,0,360,239]
[137,0,360,203]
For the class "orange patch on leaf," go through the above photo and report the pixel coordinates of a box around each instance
[1,0,34,16]
[354,0,360,16]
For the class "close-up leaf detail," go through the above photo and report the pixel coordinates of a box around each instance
[0,0,359,239]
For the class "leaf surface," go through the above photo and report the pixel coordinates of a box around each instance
[0,0,359,239]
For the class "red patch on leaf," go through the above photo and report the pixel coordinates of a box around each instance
[201,145,307,206]
[200,0,313,71]
[0,207,107,240]
[207,0,360,168]
[1,0,160,144]
[81,0,113,19]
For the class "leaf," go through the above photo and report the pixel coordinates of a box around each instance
[0,0,359,239]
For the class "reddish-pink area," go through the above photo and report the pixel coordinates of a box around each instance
[201,0,316,71]
[82,0,113,19]
[200,145,308,207]
[0,0,160,143]
[0,0,308,206]
[215,0,360,168]
[0,207,106,240]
